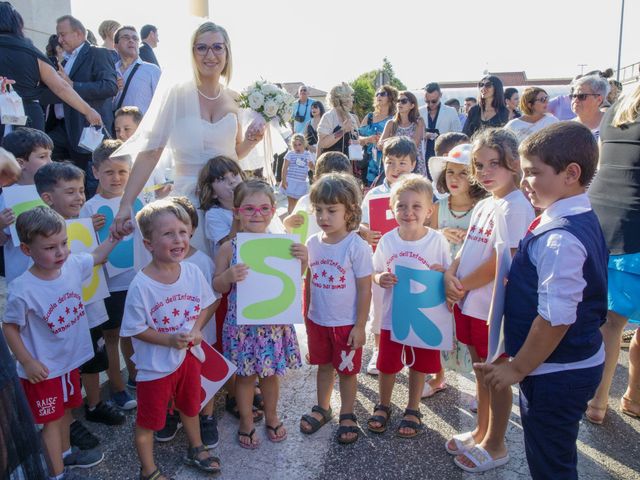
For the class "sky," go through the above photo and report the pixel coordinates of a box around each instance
[70,0,639,92]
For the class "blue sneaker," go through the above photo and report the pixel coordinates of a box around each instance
[112,390,137,410]
[126,378,137,390]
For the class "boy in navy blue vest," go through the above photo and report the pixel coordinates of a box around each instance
[477,122,607,480]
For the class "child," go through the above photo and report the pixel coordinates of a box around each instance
[300,173,373,444]
[169,195,221,448]
[121,200,220,479]
[283,151,351,239]
[0,128,53,284]
[360,136,417,376]
[81,140,138,410]
[367,174,451,438]
[281,133,314,214]
[35,162,128,446]
[2,206,122,479]
[425,138,487,398]
[214,179,304,449]
[444,128,534,472]
[478,122,606,479]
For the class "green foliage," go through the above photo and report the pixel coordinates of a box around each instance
[350,58,406,118]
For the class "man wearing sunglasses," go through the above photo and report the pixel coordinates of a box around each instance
[292,85,314,134]
[418,82,462,165]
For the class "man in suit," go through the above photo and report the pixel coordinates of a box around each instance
[44,15,118,197]
[139,25,159,67]
[418,82,462,167]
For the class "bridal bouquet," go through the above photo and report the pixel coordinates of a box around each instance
[237,80,296,126]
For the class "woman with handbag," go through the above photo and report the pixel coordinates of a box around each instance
[317,83,360,176]
[378,90,426,176]
[358,85,397,186]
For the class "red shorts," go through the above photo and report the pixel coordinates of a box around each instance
[136,352,202,431]
[21,369,82,424]
[454,304,489,359]
[305,318,362,375]
[377,329,441,374]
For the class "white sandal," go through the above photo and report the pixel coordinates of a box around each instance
[453,445,510,473]
[421,381,447,398]
[445,431,476,455]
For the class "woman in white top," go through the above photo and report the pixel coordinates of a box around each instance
[317,83,360,159]
[504,87,558,143]
[111,22,264,248]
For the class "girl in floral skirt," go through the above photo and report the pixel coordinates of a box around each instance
[214,179,304,449]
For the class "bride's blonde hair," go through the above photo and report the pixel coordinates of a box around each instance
[191,22,233,85]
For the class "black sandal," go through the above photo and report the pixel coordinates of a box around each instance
[225,395,264,422]
[396,408,424,439]
[300,405,333,434]
[184,444,221,473]
[237,428,260,449]
[139,469,172,480]
[367,404,392,434]
[336,413,360,445]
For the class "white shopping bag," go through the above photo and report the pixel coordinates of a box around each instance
[348,143,363,161]
[0,89,27,126]
[78,126,104,152]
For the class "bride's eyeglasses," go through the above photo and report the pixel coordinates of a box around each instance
[193,43,226,57]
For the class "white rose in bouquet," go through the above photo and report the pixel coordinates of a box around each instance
[248,91,265,110]
[280,104,294,123]
[261,83,279,95]
[263,99,279,118]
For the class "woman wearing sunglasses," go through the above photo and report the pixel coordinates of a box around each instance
[357,85,398,185]
[462,75,509,138]
[504,87,558,143]
[378,91,427,176]
[571,74,609,140]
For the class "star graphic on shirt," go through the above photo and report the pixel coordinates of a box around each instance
[172,308,180,317]
[48,322,55,329]
[478,228,484,235]
[470,225,477,232]
[313,272,318,280]
[162,316,170,325]
[183,309,190,317]
[78,302,84,309]
[58,315,65,324]
[152,318,158,324]
[321,270,327,277]
[340,275,345,283]
[194,305,200,312]
[73,306,78,314]
[65,307,70,314]
[328,275,334,283]
[485,228,493,237]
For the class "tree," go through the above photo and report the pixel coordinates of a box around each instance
[350,58,406,118]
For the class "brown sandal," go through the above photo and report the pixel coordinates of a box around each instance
[621,395,640,418]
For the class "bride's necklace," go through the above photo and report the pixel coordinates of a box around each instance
[448,196,474,219]
[198,85,223,101]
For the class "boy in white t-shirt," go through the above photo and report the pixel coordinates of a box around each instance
[0,128,53,284]
[359,136,418,375]
[2,206,124,480]
[81,140,139,411]
[121,200,220,479]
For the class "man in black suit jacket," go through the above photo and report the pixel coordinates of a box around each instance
[43,15,117,197]
[139,24,159,67]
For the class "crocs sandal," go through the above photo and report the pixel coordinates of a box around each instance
[453,445,510,473]
[445,431,476,455]
[336,413,360,445]
[225,395,264,423]
[139,468,172,480]
[367,404,391,434]
[237,428,260,450]
[396,408,424,439]
[266,422,287,443]
[300,405,333,435]
[183,445,221,474]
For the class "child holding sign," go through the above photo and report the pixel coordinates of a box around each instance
[360,136,417,375]
[301,173,373,445]
[121,200,220,478]
[214,179,304,449]
[3,206,123,479]
[367,174,451,438]
[444,129,534,473]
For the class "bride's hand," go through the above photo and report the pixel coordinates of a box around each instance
[245,121,266,143]
[111,204,133,240]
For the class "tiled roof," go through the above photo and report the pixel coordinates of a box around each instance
[437,71,572,88]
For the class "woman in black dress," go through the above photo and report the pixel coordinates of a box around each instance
[463,75,509,138]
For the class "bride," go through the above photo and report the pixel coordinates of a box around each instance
[111,21,264,247]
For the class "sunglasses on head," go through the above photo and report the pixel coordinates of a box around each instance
[570,93,599,101]
[397,98,410,105]
[478,81,493,88]
[375,91,388,97]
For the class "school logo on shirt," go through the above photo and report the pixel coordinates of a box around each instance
[310,258,347,290]
[466,216,495,245]
[149,293,202,333]
[43,292,86,335]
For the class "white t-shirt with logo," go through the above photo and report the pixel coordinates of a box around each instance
[373,228,452,330]
[4,253,95,379]
[456,189,534,320]
[120,262,216,381]
[182,250,221,345]
[81,195,137,292]
[307,231,373,327]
